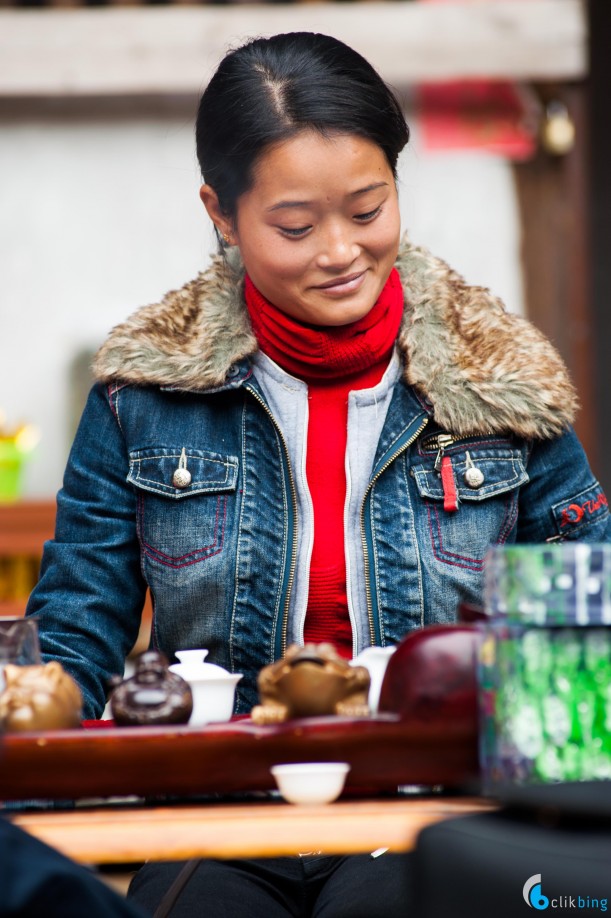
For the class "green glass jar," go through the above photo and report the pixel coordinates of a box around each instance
[479,544,611,787]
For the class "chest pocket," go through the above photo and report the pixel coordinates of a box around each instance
[412,446,529,570]
[128,447,239,567]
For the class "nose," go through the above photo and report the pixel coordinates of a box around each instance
[317,221,360,271]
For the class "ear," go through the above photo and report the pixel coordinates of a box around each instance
[199,185,234,245]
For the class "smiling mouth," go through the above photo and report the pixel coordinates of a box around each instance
[315,271,366,290]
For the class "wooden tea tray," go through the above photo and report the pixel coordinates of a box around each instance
[0,713,478,802]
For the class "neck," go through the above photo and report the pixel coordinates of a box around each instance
[244,268,404,381]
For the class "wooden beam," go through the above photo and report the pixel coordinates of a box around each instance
[0,0,586,98]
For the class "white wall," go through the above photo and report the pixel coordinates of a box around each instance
[0,109,523,498]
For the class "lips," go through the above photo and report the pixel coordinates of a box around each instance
[316,271,365,290]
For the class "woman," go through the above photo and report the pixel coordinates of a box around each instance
[27,31,609,916]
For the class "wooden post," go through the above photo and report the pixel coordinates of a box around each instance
[588,0,611,494]
[512,83,598,471]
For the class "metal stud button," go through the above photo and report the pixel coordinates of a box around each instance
[172,448,191,489]
[172,467,192,488]
[464,466,485,489]
[464,451,485,489]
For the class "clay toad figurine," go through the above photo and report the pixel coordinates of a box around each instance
[0,661,83,732]
[109,650,193,726]
[251,642,371,724]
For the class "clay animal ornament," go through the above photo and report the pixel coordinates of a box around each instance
[109,650,193,726]
[0,661,83,732]
[250,642,371,724]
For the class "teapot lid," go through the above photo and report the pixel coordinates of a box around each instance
[170,649,238,680]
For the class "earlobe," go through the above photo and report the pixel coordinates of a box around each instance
[199,184,234,243]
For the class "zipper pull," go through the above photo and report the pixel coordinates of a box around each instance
[434,435,458,512]
[440,455,459,511]
[434,434,454,472]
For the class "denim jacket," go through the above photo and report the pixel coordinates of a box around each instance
[27,238,610,718]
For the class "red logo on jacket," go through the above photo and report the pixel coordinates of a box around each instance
[559,493,608,528]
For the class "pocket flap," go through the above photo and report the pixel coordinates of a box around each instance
[413,449,529,502]
[128,447,238,498]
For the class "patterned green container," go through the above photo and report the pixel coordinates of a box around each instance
[479,544,611,786]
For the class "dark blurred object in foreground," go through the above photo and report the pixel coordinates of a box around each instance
[0,817,146,917]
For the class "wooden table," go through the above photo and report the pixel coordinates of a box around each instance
[9,796,494,865]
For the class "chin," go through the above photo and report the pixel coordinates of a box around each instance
[328,301,377,327]
[301,293,375,328]
[303,309,367,328]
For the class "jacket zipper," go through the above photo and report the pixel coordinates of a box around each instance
[421,432,460,510]
[245,383,298,658]
[360,417,429,646]
[420,432,459,469]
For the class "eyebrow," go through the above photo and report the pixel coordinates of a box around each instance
[266,182,389,213]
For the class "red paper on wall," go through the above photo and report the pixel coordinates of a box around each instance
[418,80,537,160]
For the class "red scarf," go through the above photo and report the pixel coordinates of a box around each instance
[245,269,404,657]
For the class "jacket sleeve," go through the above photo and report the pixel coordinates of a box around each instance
[26,383,146,719]
[516,426,611,544]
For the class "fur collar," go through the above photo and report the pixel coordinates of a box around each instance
[93,236,577,440]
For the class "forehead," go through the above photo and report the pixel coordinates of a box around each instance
[248,130,392,200]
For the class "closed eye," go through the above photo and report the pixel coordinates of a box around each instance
[278,225,311,238]
[354,206,382,222]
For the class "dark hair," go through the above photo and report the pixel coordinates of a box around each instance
[196,32,409,226]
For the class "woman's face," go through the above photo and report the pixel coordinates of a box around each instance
[202,131,401,327]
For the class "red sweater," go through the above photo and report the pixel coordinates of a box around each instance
[245,270,404,657]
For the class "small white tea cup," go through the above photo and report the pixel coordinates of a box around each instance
[270,762,351,805]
